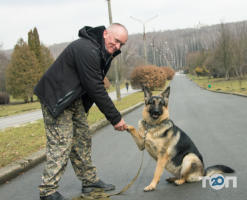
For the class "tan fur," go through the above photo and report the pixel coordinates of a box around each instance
[127,87,205,191]
[144,155,169,191]
[127,125,145,151]
[205,170,223,177]
[182,153,204,182]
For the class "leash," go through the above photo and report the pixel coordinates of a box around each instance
[72,131,147,200]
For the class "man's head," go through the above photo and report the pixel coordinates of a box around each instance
[103,23,128,54]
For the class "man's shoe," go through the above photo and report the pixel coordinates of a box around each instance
[82,179,115,193]
[40,192,70,200]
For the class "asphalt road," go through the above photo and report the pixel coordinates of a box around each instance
[0,87,140,129]
[1,74,246,200]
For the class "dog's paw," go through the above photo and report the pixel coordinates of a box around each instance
[166,177,177,183]
[126,125,135,133]
[174,179,185,186]
[144,185,155,192]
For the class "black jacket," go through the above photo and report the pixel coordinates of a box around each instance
[34,26,122,125]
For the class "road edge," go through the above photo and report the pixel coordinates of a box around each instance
[188,76,247,98]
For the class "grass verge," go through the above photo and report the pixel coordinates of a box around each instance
[187,75,247,95]
[0,82,169,169]
[9,95,39,103]
[0,102,41,118]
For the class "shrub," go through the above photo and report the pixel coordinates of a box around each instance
[202,66,209,76]
[0,92,10,104]
[195,67,203,76]
[130,65,167,91]
[103,77,110,89]
[161,67,175,80]
[184,67,190,74]
[195,66,210,77]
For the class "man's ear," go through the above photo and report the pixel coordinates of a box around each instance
[103,30,107,39]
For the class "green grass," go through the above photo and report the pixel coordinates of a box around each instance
[0,95,40,117]
[187,75,247,95]
[106,82,126,93]
[0,102,41,118]
[0,121,46,168]
[0,81,170,169]
[9,95,39,103]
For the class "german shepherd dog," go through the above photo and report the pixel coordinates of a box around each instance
[127,86,234,192]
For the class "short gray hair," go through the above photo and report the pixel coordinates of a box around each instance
[107,23,128,34]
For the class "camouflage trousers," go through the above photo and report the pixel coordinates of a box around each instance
[39,98,98,197]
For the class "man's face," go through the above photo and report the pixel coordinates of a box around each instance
[103,27,128,54]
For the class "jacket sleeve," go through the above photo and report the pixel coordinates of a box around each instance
[75,45,122,126]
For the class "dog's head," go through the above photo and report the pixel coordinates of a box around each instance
[142,86,170,125]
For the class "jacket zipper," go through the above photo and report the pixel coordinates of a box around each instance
[105,56,113,67]
[53,90,75,112]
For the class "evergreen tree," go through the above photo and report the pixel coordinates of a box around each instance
[0,44,9,92]
[41,43,54,72]
[33,27,43,65]
[6,38,40,102]
[28,29,35,53]
[28,27,43,75]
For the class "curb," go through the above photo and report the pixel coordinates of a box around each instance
[0,149,46,185]
[189,77,247,98]
[0,101,144,185]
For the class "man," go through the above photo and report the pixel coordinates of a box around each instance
[34,23,128,200]
[125,82,129,92]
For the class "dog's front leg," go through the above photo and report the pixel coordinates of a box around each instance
[127,125,145,151]
[144,155,168,192]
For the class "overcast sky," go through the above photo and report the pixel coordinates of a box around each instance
[0,0,246,50]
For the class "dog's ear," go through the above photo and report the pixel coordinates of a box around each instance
[144,86,153,99]
[161,86,170,99]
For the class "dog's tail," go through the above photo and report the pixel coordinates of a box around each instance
[204,165,235,177]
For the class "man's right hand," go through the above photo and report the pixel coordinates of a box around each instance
[113,118,127,132]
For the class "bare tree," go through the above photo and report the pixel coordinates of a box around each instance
[232,22,247,80]
[215,22,234,80]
